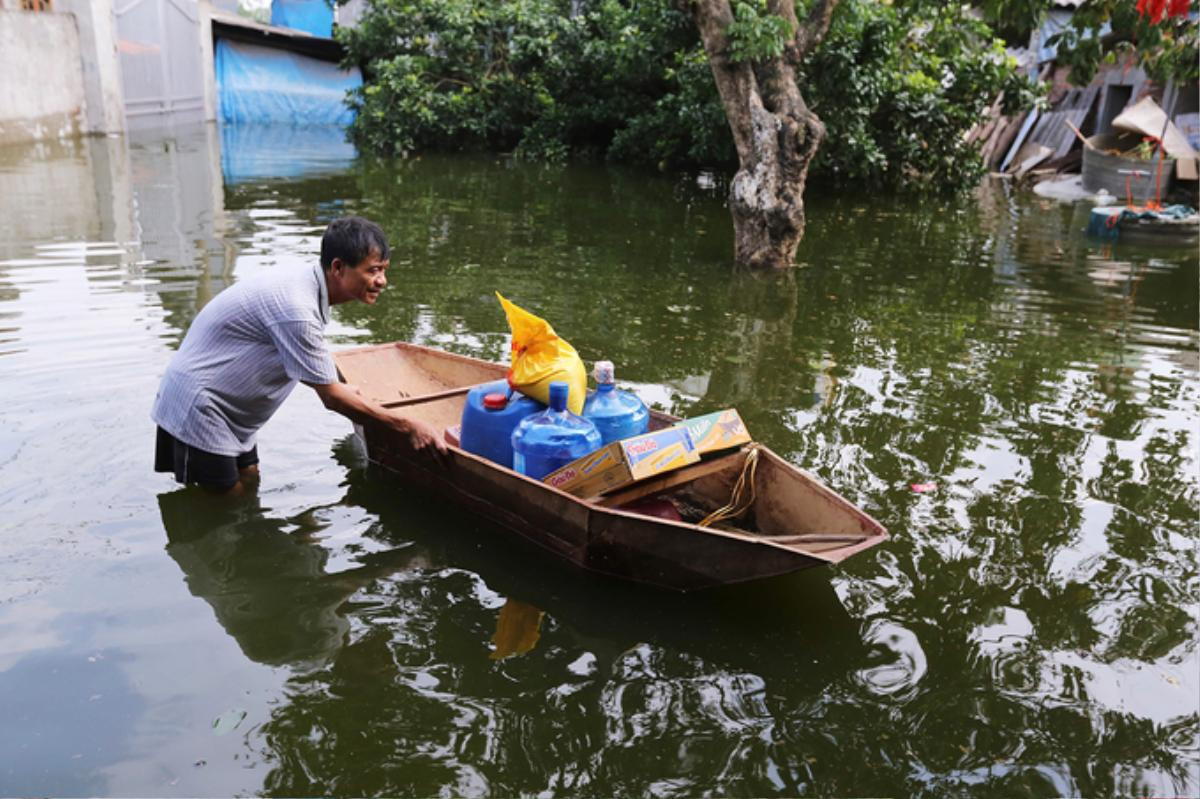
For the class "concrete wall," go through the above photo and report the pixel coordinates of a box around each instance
[58,0,127,136]
[200,0,220,123]
[0,9,87,146]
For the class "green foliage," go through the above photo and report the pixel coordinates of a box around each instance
[337,0,573,157]
[338,0,709,166]
[799,0,1040,190]
[726,0,791,63]
[606,47,733,169]
[971,0,1048,44]
[341,0,1036,191]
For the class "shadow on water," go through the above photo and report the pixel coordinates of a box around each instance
[328,431,871,683]
[157,486,422,669]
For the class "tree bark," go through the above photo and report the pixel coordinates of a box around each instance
[691,0,840,270]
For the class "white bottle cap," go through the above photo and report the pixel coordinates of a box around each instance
[593,360,615,384]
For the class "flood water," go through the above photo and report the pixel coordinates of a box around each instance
[1,124,1197,798]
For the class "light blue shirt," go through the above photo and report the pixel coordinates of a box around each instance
[152,262,338,456]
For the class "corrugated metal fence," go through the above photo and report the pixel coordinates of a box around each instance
[115,0,206,128]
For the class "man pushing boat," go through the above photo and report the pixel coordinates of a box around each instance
[153,216,445,495]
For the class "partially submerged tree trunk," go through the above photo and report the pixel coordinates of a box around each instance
[691,0,840,269]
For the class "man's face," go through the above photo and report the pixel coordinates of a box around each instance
[330,250,389,305]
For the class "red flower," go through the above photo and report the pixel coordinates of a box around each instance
[1140,0,1190,23]
[1138,0,1167,23]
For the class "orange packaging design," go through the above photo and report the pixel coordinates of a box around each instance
[543,426,699,497]
[675,409,750,456]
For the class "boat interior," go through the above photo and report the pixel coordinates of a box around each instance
[334,343,885,555]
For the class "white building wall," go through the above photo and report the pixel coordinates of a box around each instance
[0,9,87,146]
[337,0,367,29]
[59,0,128,136]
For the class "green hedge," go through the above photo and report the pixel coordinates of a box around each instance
[338,0,1039,192]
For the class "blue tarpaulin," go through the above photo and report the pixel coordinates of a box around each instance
[270,0,333,37]
[215,38,361,126]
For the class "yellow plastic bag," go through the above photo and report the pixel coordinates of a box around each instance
[496,291,586,414]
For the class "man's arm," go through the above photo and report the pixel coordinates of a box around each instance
[305,381,447,454]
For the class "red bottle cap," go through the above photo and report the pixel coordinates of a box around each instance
[483,392,507,410]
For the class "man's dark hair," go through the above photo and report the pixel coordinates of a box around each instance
[320,216,390,271]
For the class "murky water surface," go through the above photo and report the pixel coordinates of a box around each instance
[1,125,1197,797]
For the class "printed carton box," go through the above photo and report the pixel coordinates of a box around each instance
[675,409,751,456]
[543,426,699,497]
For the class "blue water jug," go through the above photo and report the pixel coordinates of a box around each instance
[460,379,544,467]
[583,360,649,445]
[511,381,602,479]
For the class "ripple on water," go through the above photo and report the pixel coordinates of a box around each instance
[854,620,928,701]
[0,130,1197,798]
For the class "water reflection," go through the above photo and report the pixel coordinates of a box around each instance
[0,645,143,796]
[158,488,420,669]
[0,122,1196,798]
[698,268,804,446]
[126,127,236,339]
[855,619,927,700]
[246,449,870,795]
[219,124,356,185]
[0,136,135,257]
[253,568,868,797]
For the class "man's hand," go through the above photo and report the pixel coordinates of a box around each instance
[307,381,448,457]
[387,413,447,455]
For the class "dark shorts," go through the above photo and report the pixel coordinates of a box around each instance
[155,426,258,488]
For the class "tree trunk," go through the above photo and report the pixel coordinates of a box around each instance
[691,0,840,270]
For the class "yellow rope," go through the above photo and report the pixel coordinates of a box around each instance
[698,445,761,528]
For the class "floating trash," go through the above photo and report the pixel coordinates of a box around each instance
[211,708,247,736]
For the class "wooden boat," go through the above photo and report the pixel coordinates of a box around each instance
[333,342,888,592]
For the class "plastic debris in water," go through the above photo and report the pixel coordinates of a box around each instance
[490,598,544,660]
[211,708,247,736]
[911,482,937,493]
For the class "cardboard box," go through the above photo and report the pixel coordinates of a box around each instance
[675,409,751,456]
[544,426,699,497]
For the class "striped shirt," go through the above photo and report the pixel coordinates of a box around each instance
[152,262,338,456]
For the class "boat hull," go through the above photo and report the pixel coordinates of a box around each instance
[337,343,887,592]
